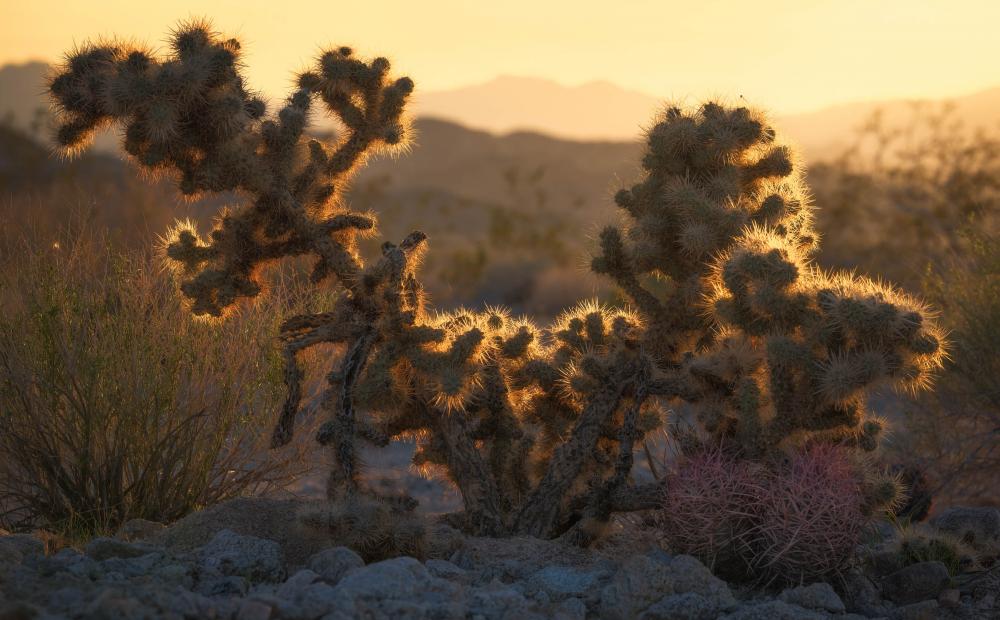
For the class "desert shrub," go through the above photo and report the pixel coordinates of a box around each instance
[0,224,321,538]
[45,22,945,547]
[898,226,1000,507]
[889,523,980,576]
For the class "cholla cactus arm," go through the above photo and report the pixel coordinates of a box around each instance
[49,20,413,316]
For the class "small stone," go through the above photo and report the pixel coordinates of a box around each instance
[937,588,961,608]
[553,597,587,620]
[425,559,468,582]
[881,561,950,605]
[718,600,827,620]
[640,592,721,620]
[307,546,364,584]
[892,599,940,620]
[236,599,274,620]
[778,582,846,613]
[529,565,608,601]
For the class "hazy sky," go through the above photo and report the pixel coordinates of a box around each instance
[3,0,998,114]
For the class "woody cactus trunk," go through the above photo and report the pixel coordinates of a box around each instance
[49,22,946,545]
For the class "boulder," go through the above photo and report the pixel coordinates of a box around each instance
[198,529,285,583]
[880,561,950,605]
[930,507,1000,549]
[599,553,735,620]
[306,547,364,585]
[778,582,846,614]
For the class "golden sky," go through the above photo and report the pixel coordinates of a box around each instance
[3,0,998,114]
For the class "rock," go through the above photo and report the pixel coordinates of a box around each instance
[275,569,342,618]
[466,581,537,619]
[840,567,885,616]
[198,529,285,583]
[778,582,846,613]
[320,556,465,619]
[553,597,588,620]
[0,534,44,560]
[937,588,960,608]
[599,553,735,620]
[196,572,249,597]
[427,522,466,560]
[84,537,155,561]
[307,546,364,584]
[425,559,468,582]
[718,600,828,620]
[235,599,275,620]
[930,507,1000,549]
[0,601,41,620]
[639,592,724,620]
[527,565,609,602]
[892,599,940,620]
[116,518,165,542]
[881,561,950,605]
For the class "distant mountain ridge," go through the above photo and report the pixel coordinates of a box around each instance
[3,61,1000,161]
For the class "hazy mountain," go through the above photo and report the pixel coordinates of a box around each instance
[4,60,1000,162]
[411,75,661,142]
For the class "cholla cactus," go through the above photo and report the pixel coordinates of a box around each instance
[50,23,945,545]
[596,103,946,516]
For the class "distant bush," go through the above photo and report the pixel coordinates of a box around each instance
[0,224,321,538]
[898,226,1000,507]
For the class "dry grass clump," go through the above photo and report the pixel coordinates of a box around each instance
[0,222,324,539]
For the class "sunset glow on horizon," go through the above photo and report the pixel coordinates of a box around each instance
[3,0,999,115]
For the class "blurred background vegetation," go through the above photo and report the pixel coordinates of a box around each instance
[1,70,997,537]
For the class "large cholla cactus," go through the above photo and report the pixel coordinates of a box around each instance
[594,104,946,515]
[50,22,945,545]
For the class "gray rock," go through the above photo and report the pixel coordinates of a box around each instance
[84,537,155,561]
[599,553,736,620]
[527,565,609,602]
[320,556,465,619]
[467,581,536,620]
[881,561,950,605]
[892,599,941,620]
[930,507,1000,549]
[778,582,846,613]
[718,600,829,620]
[198,529,285,583]
[196,570,250,597]
[116,518,166,542]
[425,559,468,582]
[0,534,45,560]
[840,568,886,616]
[552,597,588,620]
[276,569,343,618]
[235,599,275,620]
[306,546,364,584]
[639,592,723,620]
